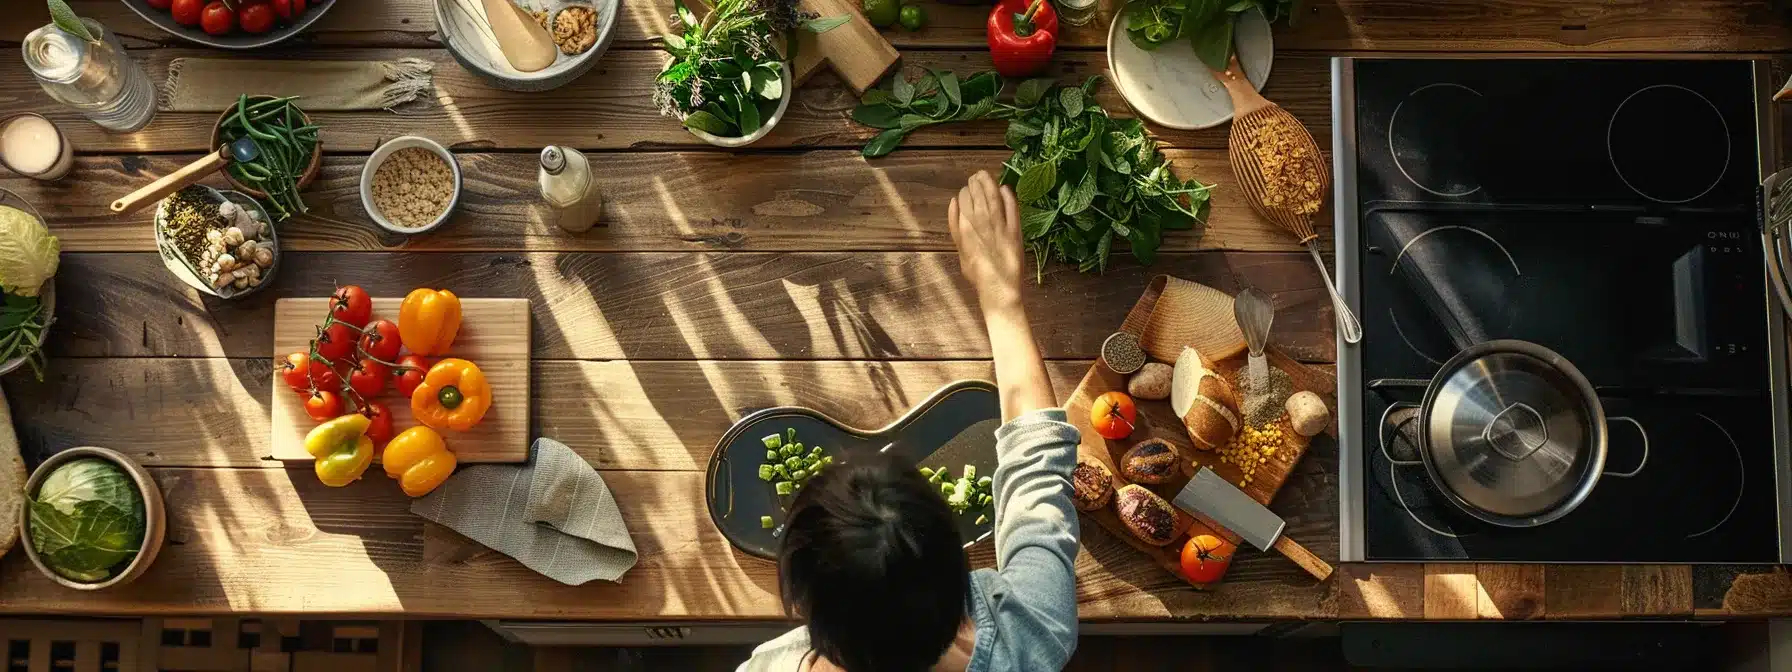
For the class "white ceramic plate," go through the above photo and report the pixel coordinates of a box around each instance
[436,0,617,91]
[1106,6,1274,130]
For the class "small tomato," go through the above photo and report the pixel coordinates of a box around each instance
[348,358,391,399]
[304,389,344,422]
[1179,534,1235,584]
[279,351,312,392]
[170,0,204,25]
[394,355,430,397]
[359,319,403,361]
[329,284,374,328]
[239,2,276,33]
[362,401,395,447]
[271,0,293,19]
[200,1,234,35]
[1090,391,1137,440]
[316,321,357,362]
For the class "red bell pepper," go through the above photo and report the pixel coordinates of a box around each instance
[987,0,1058,78]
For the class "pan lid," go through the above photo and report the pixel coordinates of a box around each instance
[1424,341,1605,523]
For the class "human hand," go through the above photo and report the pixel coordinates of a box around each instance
[948,170,1023,313]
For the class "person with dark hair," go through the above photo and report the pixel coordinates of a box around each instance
[739,171,1081,672]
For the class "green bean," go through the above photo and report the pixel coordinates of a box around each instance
[244,95,299,114]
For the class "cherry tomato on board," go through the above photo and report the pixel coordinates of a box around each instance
[200,1,234,35]
[359,319,403,361]
[1179,534,1235,584]
[146,0,174,10]
[1090,391,1137,440]
[348,358,391,399]
[170,0,205,25]
[330,285,374,328]
[394,355,429,397]
[304,389,344,422]
[316,321,358,362]
[362,401,395,447]
[239,2,276,34]
[279,351,313,392]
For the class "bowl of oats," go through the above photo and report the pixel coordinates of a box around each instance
[361,136,461,235]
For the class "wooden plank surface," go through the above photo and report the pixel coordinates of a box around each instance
[41,251,1338,363]
[268,298,532,463]
[3,150,1312,255]
[7,0,1789,51]
[0,49,1327,153]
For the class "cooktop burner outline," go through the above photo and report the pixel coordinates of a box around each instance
[1389,83,1485,198]
[1384,225,1523,364]
[1377,405,1468,539]
[1607,84,1732,204]
[1686,412,1745,540]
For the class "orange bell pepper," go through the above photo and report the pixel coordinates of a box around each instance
[399,288,461,356]
[383,426,457,497]
[411,358,492,431]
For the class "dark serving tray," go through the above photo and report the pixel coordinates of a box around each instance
[705,380,1001,560]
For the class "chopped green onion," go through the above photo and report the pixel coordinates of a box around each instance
[775,481,794,496]
[761,516,775,529]
[758,465,775,481]
[782,444,799,458]
[811,446,824,456]
[763,434,782,449]
[820,456,833,466]
[975,514,988,525]
[963,465,976,480]
[787,428,797,444]
[766,450,779,461]
[919,467,935,479]
[784,457,802,471]
[792,469,809,481]
[977,476,993,489]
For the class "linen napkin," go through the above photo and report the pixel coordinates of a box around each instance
[159,58,435,112]
[411,437,639,585]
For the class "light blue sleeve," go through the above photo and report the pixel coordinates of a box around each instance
[981,409,1081,670]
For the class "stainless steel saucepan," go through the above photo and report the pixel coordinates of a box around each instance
[1377,339,1648,528]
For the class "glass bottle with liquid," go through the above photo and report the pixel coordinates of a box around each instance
[538,146,603,233]
[22,18,156,133]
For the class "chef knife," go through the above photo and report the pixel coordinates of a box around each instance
[1173,467,1334,581]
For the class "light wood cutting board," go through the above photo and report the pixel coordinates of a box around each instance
[1064,275,1336,588]
[793,0,900,94]
[269,297,532,463]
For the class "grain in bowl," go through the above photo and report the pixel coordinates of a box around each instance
[370,147,456,229]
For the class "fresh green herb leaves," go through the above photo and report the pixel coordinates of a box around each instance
[851,72,1213,280]
[1123,0,1300,70]
[46,0,98,44]
[654,0,845,139]
[855,70,1011,158]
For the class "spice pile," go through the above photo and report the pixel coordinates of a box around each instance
[159,187,276,295]
[370,148,455,229]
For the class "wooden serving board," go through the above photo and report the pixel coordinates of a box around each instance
[792,0,900,94]
[1064,276,1336,589]
[269,297,533,463]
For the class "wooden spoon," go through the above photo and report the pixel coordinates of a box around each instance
[110,137,259,215]
[1212,54,1362,344]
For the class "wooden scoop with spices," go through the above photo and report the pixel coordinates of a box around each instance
[1212,54,1362,344]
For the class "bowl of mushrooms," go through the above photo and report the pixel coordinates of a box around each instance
[153,185,279,299]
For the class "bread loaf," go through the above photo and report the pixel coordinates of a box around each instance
[0,389,25,559]
[1071,458,1115,512]
[1120,438,1179,485]
[1170,346,1241,450]
[1114,484,1179,546]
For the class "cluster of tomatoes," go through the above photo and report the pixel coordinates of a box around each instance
[278,285,429,447]
[147,0,312,36]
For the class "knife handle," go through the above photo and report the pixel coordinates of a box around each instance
[1273,535,1334,581]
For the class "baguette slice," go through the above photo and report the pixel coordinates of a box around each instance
[1114,484,1178,547]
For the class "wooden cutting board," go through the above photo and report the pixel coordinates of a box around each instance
[793,0,900,94]
[1065,276,1336,589]
[269,297,533,463]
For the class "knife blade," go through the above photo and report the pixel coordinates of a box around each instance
[1173,467,1333,581]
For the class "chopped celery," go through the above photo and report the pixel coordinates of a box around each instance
[766,450,778,461]
[763,434,782,450]
[975,514,988,525]
[963,464,976,480]
[761,516,775,529]
[792,469,809,481]
[919,467,935,479]
[758,464,775,481]
[977,476,992,489]
[782,444,800,458]
[787,428,797,444]
[775,481,794,496]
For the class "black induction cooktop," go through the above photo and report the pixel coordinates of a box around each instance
[1333,58,1792,563]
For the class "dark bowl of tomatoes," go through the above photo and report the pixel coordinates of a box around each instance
[123,0,336,49]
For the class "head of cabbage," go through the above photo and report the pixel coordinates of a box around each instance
[0,204,59,297]
[27,458,145,582]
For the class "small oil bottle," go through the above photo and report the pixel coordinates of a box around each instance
[538,145,603,233]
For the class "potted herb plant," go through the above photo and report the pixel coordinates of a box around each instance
[654,0,845,147]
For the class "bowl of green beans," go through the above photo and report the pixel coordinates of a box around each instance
[211,95,322,222]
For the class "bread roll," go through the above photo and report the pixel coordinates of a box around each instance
[1114,484,1178,546]
[1071,458,1115,512]
[1120,438,1179,485]
[1170,347,1241,451]
[1286,390,1330,437]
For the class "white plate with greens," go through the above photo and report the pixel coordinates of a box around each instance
[1107,5,1274,130]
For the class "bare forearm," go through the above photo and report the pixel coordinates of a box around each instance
[983,300,1056,421]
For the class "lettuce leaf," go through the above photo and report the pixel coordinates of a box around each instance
[0,205,58,296]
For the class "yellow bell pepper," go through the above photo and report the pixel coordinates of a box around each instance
[303,414,375,487]
[399,288,461,356]
[411,358,493,431]
[383,426,458,497]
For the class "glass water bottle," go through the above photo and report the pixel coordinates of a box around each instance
[22,18,156,133]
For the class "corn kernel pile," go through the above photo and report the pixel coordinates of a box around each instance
[1217,423,1282,486]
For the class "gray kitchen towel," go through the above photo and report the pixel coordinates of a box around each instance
[411,437,638,585]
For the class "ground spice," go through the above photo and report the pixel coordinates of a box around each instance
[163,187,218,264]
[1237,357,1294,427]
[1245,113,1324,216]
[1101,332,1146,374]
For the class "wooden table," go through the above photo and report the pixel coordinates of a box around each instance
[2,0,1791,622]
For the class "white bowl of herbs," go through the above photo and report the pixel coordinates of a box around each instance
[655,0,842,147]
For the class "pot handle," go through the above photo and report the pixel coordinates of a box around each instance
[1377,402,1426,467]
[1602,416,1649,478]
